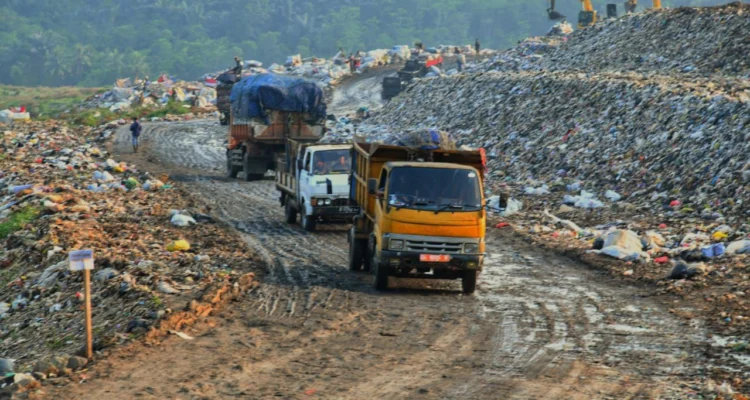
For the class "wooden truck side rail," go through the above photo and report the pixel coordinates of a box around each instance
[351,142,485,237]
[275,139,305,195]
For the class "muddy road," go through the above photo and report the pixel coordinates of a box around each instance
[49,118,745,399]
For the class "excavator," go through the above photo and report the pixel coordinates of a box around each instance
[547,0,661,29]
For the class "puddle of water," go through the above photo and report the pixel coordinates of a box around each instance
[606,324,651,333]
[583,304,604,324]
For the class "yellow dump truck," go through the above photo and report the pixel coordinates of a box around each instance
[349,142,487,294]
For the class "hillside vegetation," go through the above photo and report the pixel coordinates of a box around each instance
[0,0,726,87]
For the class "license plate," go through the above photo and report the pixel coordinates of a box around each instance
[338,206,359,213]
[420,254,451,263]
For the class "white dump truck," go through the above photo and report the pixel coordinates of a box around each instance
[276,140,360,232]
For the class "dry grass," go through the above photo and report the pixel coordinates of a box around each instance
[0,85,106,117]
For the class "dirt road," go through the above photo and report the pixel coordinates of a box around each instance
[43,118,748,400]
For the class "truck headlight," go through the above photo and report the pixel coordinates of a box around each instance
[464,243,479,254]
[389,239,404,250]
[324,199,331,205]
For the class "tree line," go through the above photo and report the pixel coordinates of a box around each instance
[0,0,722,87]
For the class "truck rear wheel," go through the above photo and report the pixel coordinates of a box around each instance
[348,229,364,271]
[284,202,297,224]
[462,271,478,294]
[243,153,264,181]
[373,256,388,291]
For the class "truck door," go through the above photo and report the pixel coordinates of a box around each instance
[299,150,312,209]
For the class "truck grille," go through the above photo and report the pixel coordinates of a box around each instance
[332,198,351,206]
[406,240,463,254]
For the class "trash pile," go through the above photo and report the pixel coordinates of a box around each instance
[0,121,255,378]
[79,76,218,112]
[369,70,750,225]
[0,107,30,125]
[465,37,563,73]
[542,3,750,76]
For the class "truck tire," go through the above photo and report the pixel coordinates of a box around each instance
[301,208,316,232]
[284,202,297,224]
[226,154,241,178]
[462,271,478,294]
[348,229,364,271]
[373,256,388,291]
[243,153,264,181]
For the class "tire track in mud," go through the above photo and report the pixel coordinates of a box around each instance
[102,106,745,398]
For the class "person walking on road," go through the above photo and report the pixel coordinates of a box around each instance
[129,117,142,153]
[454,47,466,72]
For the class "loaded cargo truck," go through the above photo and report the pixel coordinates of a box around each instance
[382,54,444,100]
[349,142,487,294]
[226,74,327,181]
[276,140,360,231]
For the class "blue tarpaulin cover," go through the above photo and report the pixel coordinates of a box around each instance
[230,74,326,122]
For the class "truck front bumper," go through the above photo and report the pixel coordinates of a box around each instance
[312,206,361,221]
[379,250,484,272]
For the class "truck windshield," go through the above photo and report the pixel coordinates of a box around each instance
[312,150,351,175]
[387,167,482,212]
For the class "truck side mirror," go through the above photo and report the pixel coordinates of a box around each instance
[367,178,378,195]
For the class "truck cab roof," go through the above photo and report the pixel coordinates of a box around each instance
[384,161,479,171]
[307,144,352,152]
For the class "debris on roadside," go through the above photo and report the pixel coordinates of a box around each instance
[0,121,257,377]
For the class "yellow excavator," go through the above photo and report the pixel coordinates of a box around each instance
[547,0,661,29]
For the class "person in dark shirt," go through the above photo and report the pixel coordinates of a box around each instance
[475,39,481,54]
[129,117,142,153]
[233,56,243,77]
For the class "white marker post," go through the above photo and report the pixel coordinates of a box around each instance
[69,250,95,360]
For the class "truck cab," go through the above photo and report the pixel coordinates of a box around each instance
[277,143,359,231]
[350,143,486,294]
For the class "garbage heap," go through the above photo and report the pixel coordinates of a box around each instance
[542,2,750,76]
[0,121,255,377]
[79,76,218,113]
[369,70,750,223]
[464,36,563,74]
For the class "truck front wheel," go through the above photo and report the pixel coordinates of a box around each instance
[373,256,388,291]
[348,230,364,271]
[301,208,316,232]
[462,271,478,294]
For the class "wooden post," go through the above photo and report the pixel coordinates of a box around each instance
[83,269,93,360]
[69,249,95,361]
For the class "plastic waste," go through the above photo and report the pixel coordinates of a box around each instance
[500,198,523,216]
[125,177,139,190]
[725,240,750,255]
[8,184,33,194]
[166,240,190,252]
[524,185,550,195]
[171,214,196,227]
[605,190,622,202]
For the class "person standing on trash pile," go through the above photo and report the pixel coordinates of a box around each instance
[625,0,637,13]
[454,47,466,72]
[348,55,356,73]
[475,39,481,54]
[129,117,142,153]
[233,56,243,77]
